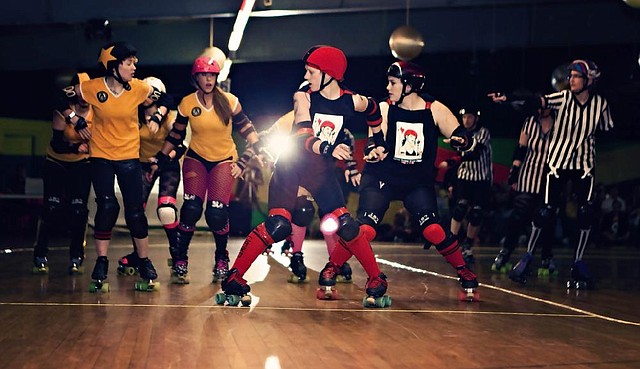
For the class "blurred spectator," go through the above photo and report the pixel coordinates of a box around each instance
[601,199,630,246]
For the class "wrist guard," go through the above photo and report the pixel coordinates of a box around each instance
[236,147,256,171]
[364,130,388,155]
[319,141,335,158]
[149,111,163,125]
[450,126,474,152]
[153,150,171,171]
[73,115,88,133]
[508,165,521,186]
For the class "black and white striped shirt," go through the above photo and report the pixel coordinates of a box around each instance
[544,90,613,173]
[457,126,492,182]
[516,116,551,194]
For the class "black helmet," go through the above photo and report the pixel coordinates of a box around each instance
[98,41,137,73]
[387,61,426,93]
[459,105,480,117]
[567,59,600,81]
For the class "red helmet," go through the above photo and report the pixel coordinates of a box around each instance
[191,56,221,77]
[303,45,347,81]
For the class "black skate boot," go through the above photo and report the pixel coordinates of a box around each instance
[32,256,49,274]
[68,257,84,275]
[287,251,308,283]
[538,257,558,278]
[117,251,140,276]
[461,241,475,264]
[89,256,110,293]
[216,268,252,306]
[316,262,340,300]
[212,251,230,283]
[363,273,392,308]
[170,259,190,284]
[336,261,353,283]
[457,265,480,301]
[508,252,533,284]
[135,257,159,291]
[567,260,593,290]
[491,248,512,273]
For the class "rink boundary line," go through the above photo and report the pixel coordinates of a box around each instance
[0,301,594,317]
[376,257,640,327]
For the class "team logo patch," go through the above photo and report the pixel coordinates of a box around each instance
[97,91,108,103]
[192,107,202,116]
[312,113,343,145]
[394,121,424,164]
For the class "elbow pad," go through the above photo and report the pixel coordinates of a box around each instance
[166,126,186,147]
[233,111,257,139]
[364,98,382,127]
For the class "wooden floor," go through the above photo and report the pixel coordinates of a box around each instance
[1,230,639,369]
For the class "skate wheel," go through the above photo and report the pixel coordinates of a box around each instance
[336,276,353,284]
[170,275,190,284]
[135,280,160,292]
[287,274,309,283]
[32,266,49,275]
[214,292,226,305]
[316,287,338,300]
[227,295,241,306]
[458,289,480,302]
[240,295,252,307]
[363,295,392,308]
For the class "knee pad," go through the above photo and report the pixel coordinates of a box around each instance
[578,202,595,229]
[452,200,468,222]
[125,206,148,239]
[94,196,120,232]
[361,224,377,242]
[157,196,178,227]
[292,196,315,227]
[205,200,229,232]
[533,204,556,229]
[422,223,447,245]
[265,208,292,243]
[468,206,483,226]
[179,196,203,228]
[332,208,360,242]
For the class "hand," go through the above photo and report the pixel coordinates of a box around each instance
[487,92,507,103]
[364,146,387,163]
[230,162,243,178]
[78,142,89,154]
[146,120,160,134]
[438,161,449,169]
[147,164,158,182]
[331,143,352,160]
[344,171,361,187]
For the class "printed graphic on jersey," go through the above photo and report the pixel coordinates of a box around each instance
[394,121,424,163]
[97,91,108,103]
[312,113,343,145]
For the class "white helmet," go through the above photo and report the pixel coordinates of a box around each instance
[144,76,166,93]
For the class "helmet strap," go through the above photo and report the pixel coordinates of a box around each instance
[112,67,131,91]
[318,72,334,93]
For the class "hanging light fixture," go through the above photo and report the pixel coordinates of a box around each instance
[388,0,424,61]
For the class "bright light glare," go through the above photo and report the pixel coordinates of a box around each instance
[267,131,293,160]
[264,356,282,369]
[218,59,233,82]
[228,0,256,52]
[320,213,339,235]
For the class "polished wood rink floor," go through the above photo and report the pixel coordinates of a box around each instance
[1,231,639,369]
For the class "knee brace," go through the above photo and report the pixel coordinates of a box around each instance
[265,208,292,243]
[292,196,315,227]
[205,200,229,232]
[94,196,120,233]
[157,196,178,227]
[452,200,468,222]
[468,206,483,226]
[577,201,595,229]
[333,208,360,242]
[533,204,556,229]
[125,206,148,239]
[179,196,203,229]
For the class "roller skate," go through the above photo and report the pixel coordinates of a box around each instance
[286,251,308,283]
[363,273,392,308]
[491,248,512,273]
[68,257,84,275]
[567,260,593,290]
[117,252,140,276]
[89,256,110,293]
[216,268,252,306]
[336,261,353,283]
[32,256,49,274]
[135,257,160,292]
[316,262,339,300]
[170,259,190,284]
[457,266,480,302]
[508,252,533,285]
[212,251,230,283]
[537,257,558,278]
[461,241,475,264]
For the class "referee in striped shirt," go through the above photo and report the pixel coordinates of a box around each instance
[489,59,613,289]
[492,107,555,280]
[441,106,493,264]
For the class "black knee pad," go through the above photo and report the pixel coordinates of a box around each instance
[452,200,468,222]
[468,206,483,226]
[95,196,120,232]
[265,215,292,243]
[205,200,229,232]
[292,196,315,227]
[179,196,204,228]
[577,201,595,229]
[336,214,360,242]
[125,206,148,239]
[533,204,556,229]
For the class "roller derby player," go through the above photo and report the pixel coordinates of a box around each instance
[489,59,613,289]
[348,61,480,303]
[116,76,183,278]
[33,72,92,275]
[493,107,556,283]
[56,42,171,292]
[440,105,493,265]
[217,45,390,307]
[151,55,262,285]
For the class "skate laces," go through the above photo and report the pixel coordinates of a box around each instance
[321,263,338,279]
[215,258,229,270]
[367,275,387,289]
[457,267,476,281]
